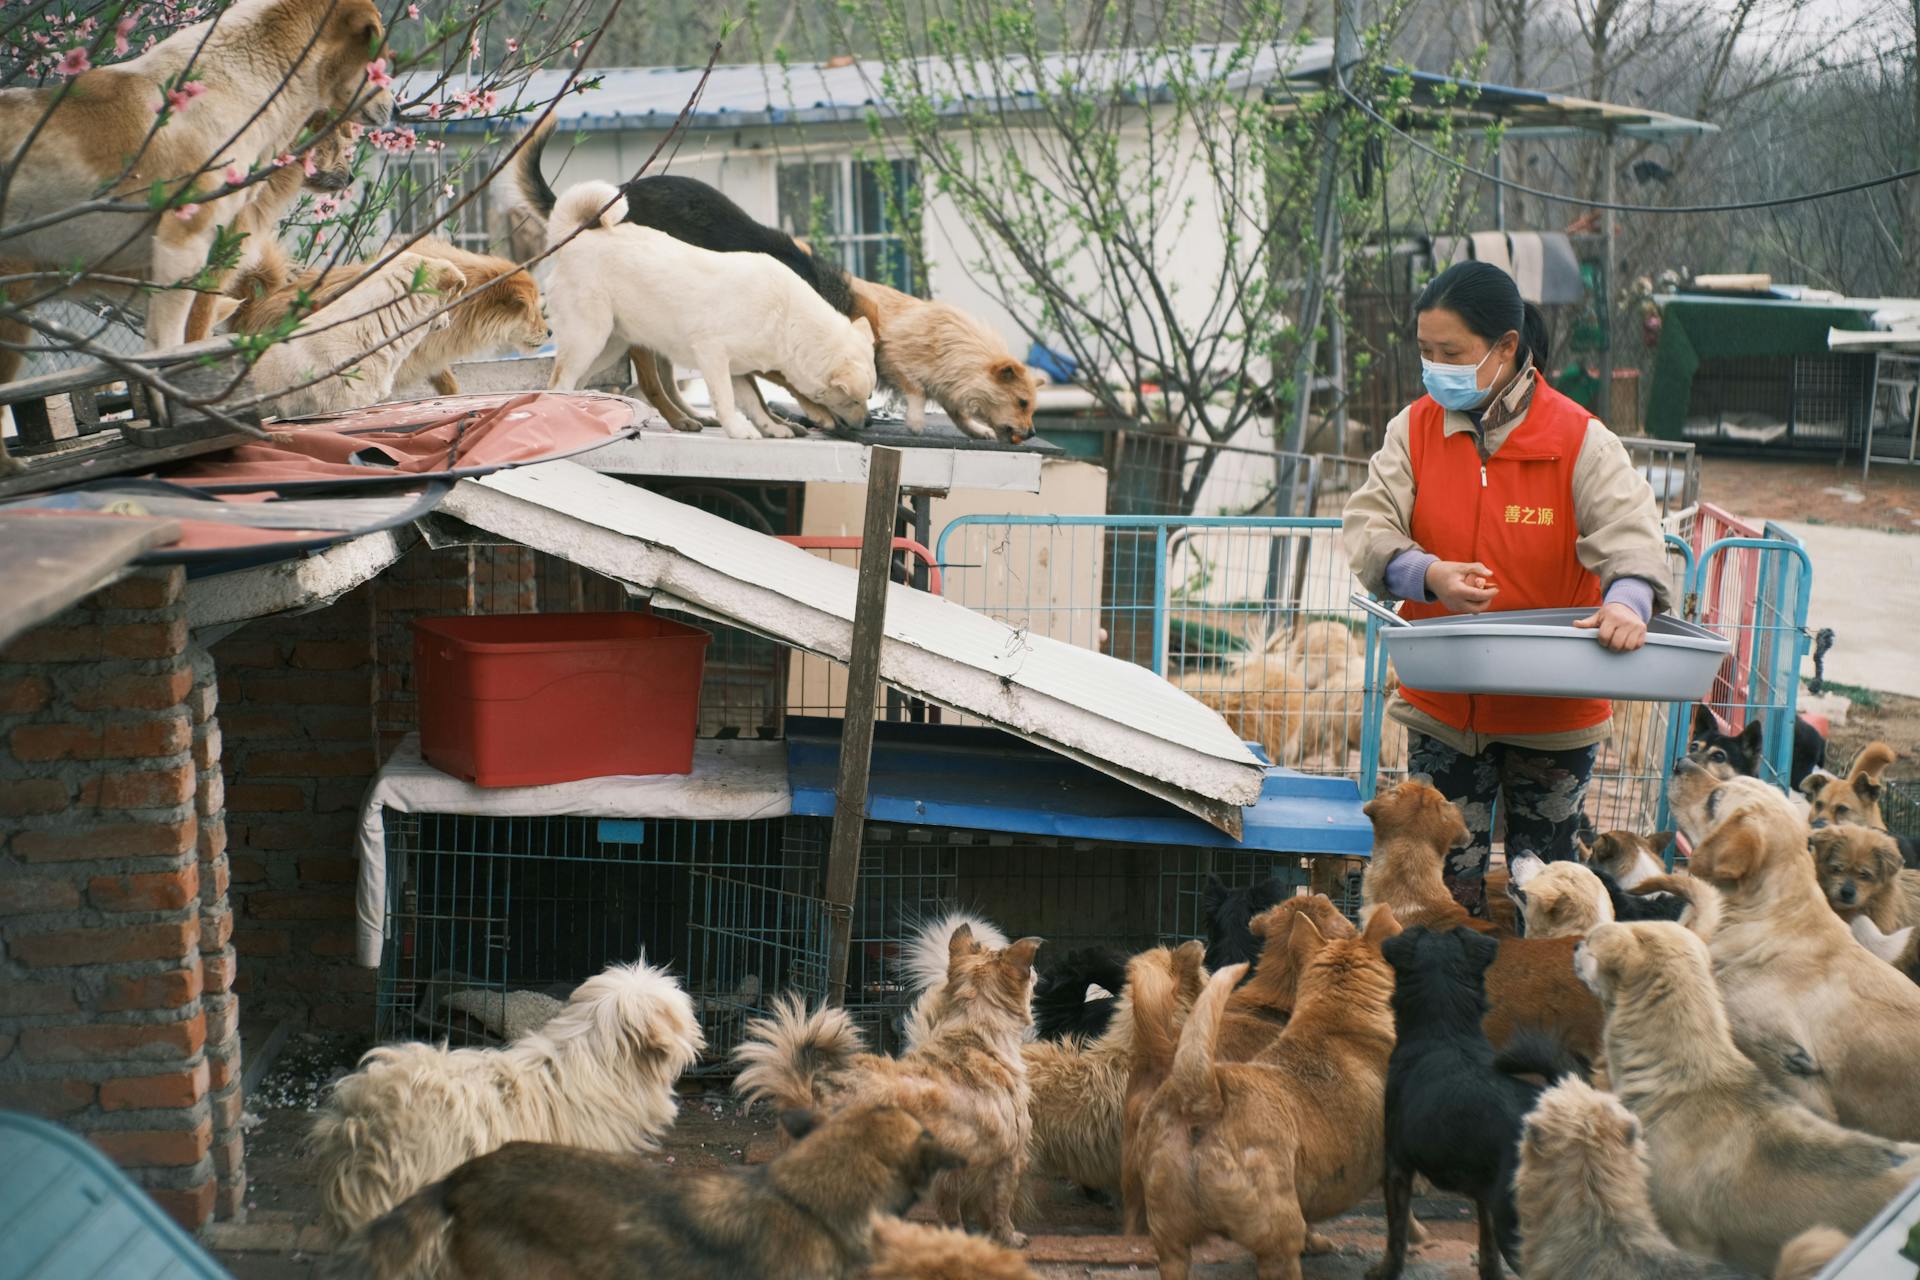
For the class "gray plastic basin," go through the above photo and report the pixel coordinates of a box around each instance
[1380,607,1731,701]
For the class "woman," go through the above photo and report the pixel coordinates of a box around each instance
[1343,261,1669,918]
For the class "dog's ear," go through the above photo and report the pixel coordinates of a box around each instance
[1808,825,1845,862]
[1360,902,1402,946]
[1574,832,1594,862]
[1739,718,1764,758]
[1460,927,1501,973]
[1286,911,1327,971]
[779,1109,820,1142]
[1798,771,1832,802]
[1692,704,1716,740]
[850,315,875,343]
[1873,835,1905,884]
[1201,875,1229,916]
[947,923,975,959]
[1003,937,1044,977]
[991,358,1023,384]
[1648,831,1675,856]
[1690,811,1763,885]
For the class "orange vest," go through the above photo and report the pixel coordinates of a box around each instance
[1399,380,1611,736]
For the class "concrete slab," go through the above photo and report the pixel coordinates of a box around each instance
[1775,522,1920,699]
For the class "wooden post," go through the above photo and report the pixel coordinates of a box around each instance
[823,445,903,1005]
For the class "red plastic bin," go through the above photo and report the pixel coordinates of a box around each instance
[413,612,710,787]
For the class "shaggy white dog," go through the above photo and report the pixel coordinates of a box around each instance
[540,180,876,439]
[310,958,703,1239]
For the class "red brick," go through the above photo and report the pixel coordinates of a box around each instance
[279,965,375,995]
[92,1116,212,1168]
[213,709,286,737]
[191,723,222,771]
[210,1082,243,1134]
[223,783,307,813]
[214,1178,245,1221]
[242,890,354,920]
[196,771,223,816]
[205,858,230,902]
[0,1078,94,1118]
[207,1051,236,1093]
[103,716,192,760]
[204,995,238,1045]
[232,927,289,957]
[244,747,375,778]
[12,918,198,968]
[100,1060,209,1112]
[0,876,81,915]
[308,933,356,958]
[206,638,281,669]
[0,674,51,714]
[148,1178,216,1231]
[92,763,196,810]
[91,864,199,913]
[67,669,193,713]
[10,723,105,761]
[0,981,77,1016]
[203,947,236,995]
[211,1129,244,1179]
[21,1011,205,1064]
[88,572,182,611]
[0,778,69,817]
[15,819,196,863]
[201,907,233,953]
[197,816,227,863]
[101,965,203,1012]
[297,856,357,884]
[289,640,369,671]
[227,853,266,884]
[226,671,371,708]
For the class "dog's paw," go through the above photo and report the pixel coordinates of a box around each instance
[1304,1230,1342,1255]
[720,413,761,441]
[759,417,797,439]
[995,1230,1029,1250]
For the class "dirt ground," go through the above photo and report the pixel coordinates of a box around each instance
[208,1033,1489,1279]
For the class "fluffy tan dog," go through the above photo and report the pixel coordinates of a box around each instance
[1517,1076,1852,1280]
[734,926,1040,1247]
[309,958,704,1240]
[1362,779,1603,1061]
[1810,824,1920,930]
[1575,919,1920,1274]
[0,0,392,466]
[1507,854,1614,939]
[1136,906,1401,1280]
[1118,941,1209,1234]
[1214,893,1356,1061]
[1669,759,1920,1138]
[849,277,1036,442]
[1803,741,1901,830]
[863,1217,1040,1280]
[229,237,549,394]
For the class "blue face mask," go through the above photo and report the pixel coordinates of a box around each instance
[1422,347,1497,412]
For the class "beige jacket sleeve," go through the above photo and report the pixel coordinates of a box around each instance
[1572,420,1673,614]
[1341,407,1420,598]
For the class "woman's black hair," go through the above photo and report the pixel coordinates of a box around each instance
[1414,260,1551,373]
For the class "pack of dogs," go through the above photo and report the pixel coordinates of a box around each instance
[0,5,1036,462]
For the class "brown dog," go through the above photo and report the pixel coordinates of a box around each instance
[1363,780,1603,1060]
[1578,829,1672,890]
[1214,893,1357,1061]
[735,926,1040,1246]
[1577,919,1920,1274]
[1118,940,1209,1233]
[1136,906,1401,1280]
[1670,759,1920,1139]
[228,236,549,395]
[850,277,1037,442]
[1803,741,1900,830]
[332,1102,961,1280]
[863,1217,1039,1280]
[1810,824,1920,929]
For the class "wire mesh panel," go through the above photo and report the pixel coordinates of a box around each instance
[378,812,818,1067]
[1884,779,1920,850]
[1683,535,1813,794]
[1621,438,1700,520]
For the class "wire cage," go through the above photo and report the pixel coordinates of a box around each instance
[376,811,826,1069]
[1682,353,1873,452]
[1884,779,1920,851]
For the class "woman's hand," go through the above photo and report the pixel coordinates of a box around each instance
[1425,561,1499,614]
[1574,602,1648,652]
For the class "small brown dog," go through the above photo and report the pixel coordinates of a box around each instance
[229,237,550,395]
[1118,940,1209,1233]
[850,277,1037,442]
[1810,824,1920,930]
[1214,893,1356,1060]
[864,1216,1040,1280]
[1362,779,1603,1060]
[1803,741,1900,830]
[331,1102,960,1280]
[1577,919,1920,1275]
[1577,830,1672,890]
[1670,760,1920,1139]
[735,925,1040,1246]
[1135,906,1401,1280]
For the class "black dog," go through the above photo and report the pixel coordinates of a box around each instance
[1376,926,1584,1280]
[1200,873,1290,970]
[518,118,854,317]
[1593,864,1688,923]
[1031,946,1127,1041]
[1688,704,1827,790]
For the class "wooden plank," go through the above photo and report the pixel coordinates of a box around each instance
[0,514,182,647]
[823,445,903,1005]
[0,430,258,500]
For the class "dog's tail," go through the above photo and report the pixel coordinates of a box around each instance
[544,181,627,253]
[514,114,559,221]
[1773,1225,1851,1280]
[1165,962,1242,1121]
[323,1176,452,1280]
[1634,872,1719,941]
[1493,1027,1588,1085]
[732,993,866,1112]
[900,910,1012,995]
[1851,740,1900,783]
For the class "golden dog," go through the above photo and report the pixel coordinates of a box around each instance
[1214,893,1356,1060]
[1117,940,1209,1233]
[1803,741,1900,830]
[1577,919,1920,1274]
[1810,824,1920,930]
[1670,759,1920,1138]
[850,277,1036,442]
[1577,829,1672,890]
[1507,856,1614,939]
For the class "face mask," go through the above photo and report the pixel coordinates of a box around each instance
[1422,347,1498,412]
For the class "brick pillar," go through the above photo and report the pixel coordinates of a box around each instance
[0,568,231,1230]
[188,643,246,1220]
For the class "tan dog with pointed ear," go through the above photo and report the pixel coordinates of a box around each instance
[1669,758,1920,1139]
[1809,825,1920,930]
[1509,856,1614,939]
[1577,830,1672,890]
[1804,742,1900,830]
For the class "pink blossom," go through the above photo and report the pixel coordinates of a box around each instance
[224,164,244,186]
[468,34,480,59]
[424,101,443,120]
[570,40,582,58]
[313,193,344,221]
[365,57,391,89]
[114,14,135,54]
[301,150,317,178]
[54,46,90,75]
[273,151,295,168]
[174,203,201,221]
[424,138,443,152]
[32,31,50,46]
[406,2,419,14]
[77,17,98,39]
[504,37,519,53]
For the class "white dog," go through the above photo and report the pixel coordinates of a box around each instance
[309,958,704,1239]
[235,252,461,420]
[540,181,876,439]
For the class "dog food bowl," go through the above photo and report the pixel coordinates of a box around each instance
[1375,607,1730,701]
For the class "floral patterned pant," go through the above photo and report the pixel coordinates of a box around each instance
[1406,731,1599,919]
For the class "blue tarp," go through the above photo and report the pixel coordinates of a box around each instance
[785,716,1371,857]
